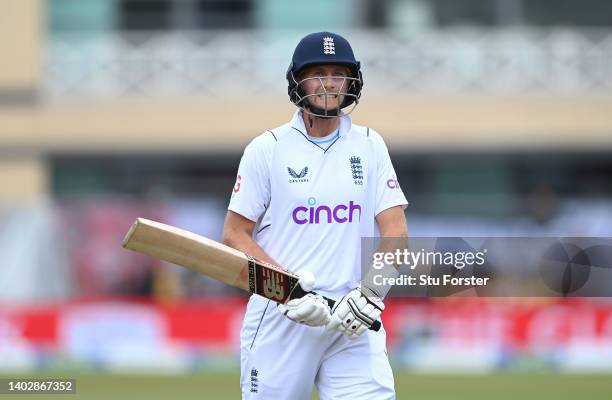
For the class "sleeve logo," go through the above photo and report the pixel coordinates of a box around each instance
[233,174,242,193]
[386,178,400,189]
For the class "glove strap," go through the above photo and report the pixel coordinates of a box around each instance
[347,297,376,326]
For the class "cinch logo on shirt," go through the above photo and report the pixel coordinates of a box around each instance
[292,197,361,225]
[386,178,400,189]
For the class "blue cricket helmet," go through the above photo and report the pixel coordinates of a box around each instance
[286,32,363,113]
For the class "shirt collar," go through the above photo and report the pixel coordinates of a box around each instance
[290,109,352,138]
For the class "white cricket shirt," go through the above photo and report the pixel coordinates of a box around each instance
[228,110,408,297]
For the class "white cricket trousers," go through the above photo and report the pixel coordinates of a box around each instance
[240,295,395,400]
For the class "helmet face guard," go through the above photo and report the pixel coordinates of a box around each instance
[287,70,362,118]
[286,32,363,118]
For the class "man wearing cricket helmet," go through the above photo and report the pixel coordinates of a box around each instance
[223,31,408,399]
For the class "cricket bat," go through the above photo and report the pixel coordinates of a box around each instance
[122,218,381,331]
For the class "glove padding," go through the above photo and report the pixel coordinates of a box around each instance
[277,271,331,327]
[326,288,384,339]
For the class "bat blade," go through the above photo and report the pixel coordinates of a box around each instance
[122,218,381,331]
[122,218,300,303]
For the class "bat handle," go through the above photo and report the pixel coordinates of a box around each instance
[289,286,381,331]
[324,297,382,332]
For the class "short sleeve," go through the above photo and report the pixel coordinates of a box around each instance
[228,135,273,222]
[371,130,408,216]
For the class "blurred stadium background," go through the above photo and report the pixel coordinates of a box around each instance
[1,0,612,398]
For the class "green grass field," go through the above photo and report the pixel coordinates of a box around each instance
[3,372,612,400]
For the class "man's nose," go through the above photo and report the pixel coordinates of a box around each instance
[321,75,338,89]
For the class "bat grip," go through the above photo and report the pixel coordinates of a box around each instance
[289,285,381,332]
[325,297,382,332]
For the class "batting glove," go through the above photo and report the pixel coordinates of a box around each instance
[326,287,384,339]
[277,271,331,327]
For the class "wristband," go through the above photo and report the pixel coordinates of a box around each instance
[361,262,400,299]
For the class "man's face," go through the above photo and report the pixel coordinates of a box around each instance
[299,65,352,111]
